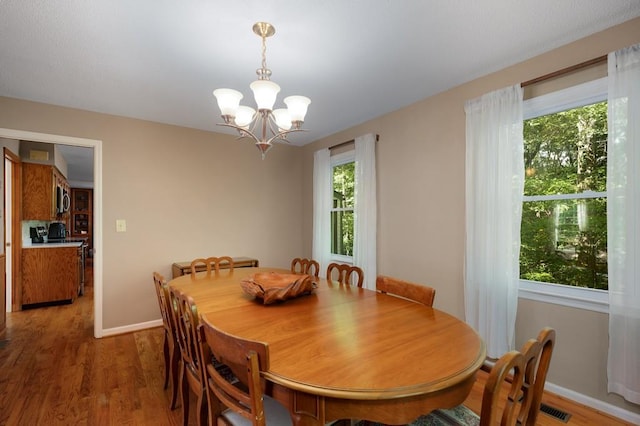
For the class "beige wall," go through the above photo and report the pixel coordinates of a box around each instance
[300,17,640,414]
[0,98,304,329]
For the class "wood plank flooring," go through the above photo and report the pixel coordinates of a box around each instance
[0,280,189,425]
[0,274,635,425]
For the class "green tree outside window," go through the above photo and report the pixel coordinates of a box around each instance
[331,162,355,256]
[520,101,608,290]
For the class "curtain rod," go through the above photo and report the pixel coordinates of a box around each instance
[329,134,379,150]
[521,55,607,87]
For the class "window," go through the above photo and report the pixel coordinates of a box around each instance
[519,77,608,312]
[313,134,376,286]
[330,151,355,260]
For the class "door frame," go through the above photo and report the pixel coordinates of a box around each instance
[0,128,103,338]
[4,148,21,312]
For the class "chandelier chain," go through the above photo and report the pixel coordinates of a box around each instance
[261,34,268,78]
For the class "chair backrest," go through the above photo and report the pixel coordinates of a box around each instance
[515,338,542,426]
[152,272,177,339]
[198,318,270,426]
[190,256,235,275]
[170,287,204,385]
[479,350,526,426]
[375,275,436,307]
[523,327,556,426]
[326,263,364,287]
[290,258,320,277]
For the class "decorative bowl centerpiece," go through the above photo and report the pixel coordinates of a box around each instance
[240,272,317,304]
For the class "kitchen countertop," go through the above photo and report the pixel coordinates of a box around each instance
[23,241,84,249]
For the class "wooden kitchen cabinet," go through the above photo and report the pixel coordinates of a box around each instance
[22,163,69,221]
[71,188,93,256]
[22,246,79,306]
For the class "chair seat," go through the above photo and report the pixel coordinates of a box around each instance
[220,394,293,425]
[354,405,479,426]
[411,405,480,425]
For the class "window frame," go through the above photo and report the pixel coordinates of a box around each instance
[519,76,609,313]
[330,150,355,264]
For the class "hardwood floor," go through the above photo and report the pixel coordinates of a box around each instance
[0,275,635,425]
[0,278,189,425]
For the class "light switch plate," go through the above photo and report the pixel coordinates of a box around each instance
[116,219,126,232]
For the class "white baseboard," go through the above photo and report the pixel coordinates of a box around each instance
[101,319,162,337]
[546,381,640,425]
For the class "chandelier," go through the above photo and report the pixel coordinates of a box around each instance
[213,22,311,159]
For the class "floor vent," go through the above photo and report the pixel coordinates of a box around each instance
[540,403,572,423]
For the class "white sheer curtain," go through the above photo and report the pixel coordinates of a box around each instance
[354,134,377,290]
[312,148,332,277]
[464,85,524,358]
[607,43,640,405]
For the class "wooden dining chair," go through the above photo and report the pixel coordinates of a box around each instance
[375,275,436,306]
[152,272,180,410]
[190,256,234,275]
[198,318,293,426]
[476,327,556,425]
[290,257,320,277]
[477,350,527,426]
[413,350,526,426]
[326,263,364,287]
[169,287,208,426]
[415,327,556,426]
[523,327,556,426]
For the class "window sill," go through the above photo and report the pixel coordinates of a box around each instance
[330,254,353,264]
[518,280,608,313]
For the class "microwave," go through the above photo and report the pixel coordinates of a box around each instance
[56,185,70,214]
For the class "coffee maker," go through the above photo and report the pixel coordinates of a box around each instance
[48,222,67,241]
[29,226,47,243]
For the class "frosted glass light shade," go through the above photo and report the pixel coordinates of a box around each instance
[284,96,311,122]
[234,106,256,128]
[250,80,280,110]
[272,108,292,131]
[213,88,243,116]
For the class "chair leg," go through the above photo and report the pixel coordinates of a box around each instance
[179,363,190,426]
[196,390,208,426]
[162,332,170,390]
[206,386,224,426]
[169,347,180,410]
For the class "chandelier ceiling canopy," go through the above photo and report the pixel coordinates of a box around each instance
[213,22,311,159]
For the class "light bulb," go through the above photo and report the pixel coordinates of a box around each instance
[284,95,311,124]
[250,80,280,111]
[213,88,243,118]
[272,108,292,131]
[234,106,256,128]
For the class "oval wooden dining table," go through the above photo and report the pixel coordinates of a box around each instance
[169,267,486,426]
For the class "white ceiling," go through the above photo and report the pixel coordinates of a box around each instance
[2,1,640,179]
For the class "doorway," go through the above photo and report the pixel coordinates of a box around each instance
[0,128,103,338]
[4,149,20,314]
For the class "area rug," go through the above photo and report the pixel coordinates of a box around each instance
[354,405,480,426]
